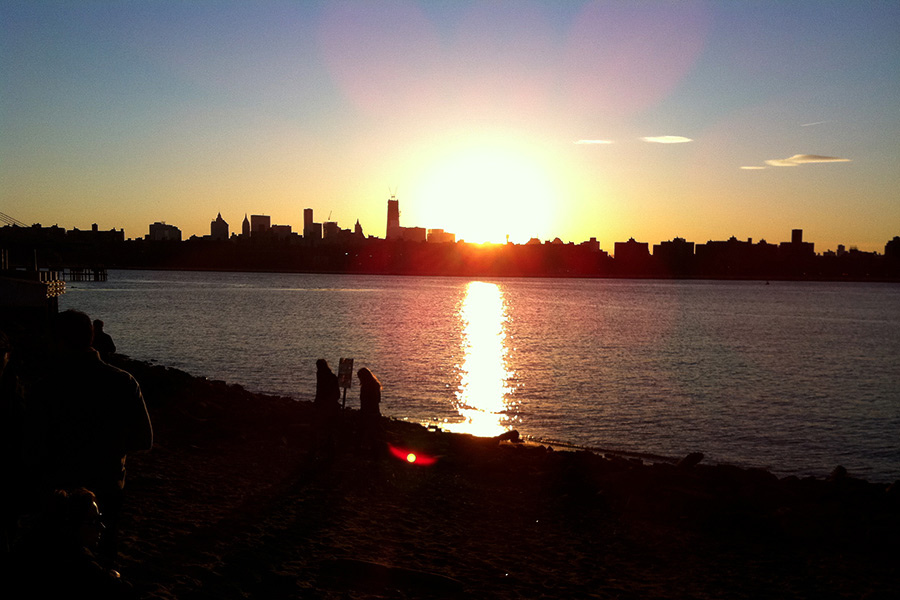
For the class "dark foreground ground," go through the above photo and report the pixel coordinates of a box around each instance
[103,357,899,599]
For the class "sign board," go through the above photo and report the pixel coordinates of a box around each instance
[337,357,354,389]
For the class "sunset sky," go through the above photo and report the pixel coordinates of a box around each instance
[2,1,898,251]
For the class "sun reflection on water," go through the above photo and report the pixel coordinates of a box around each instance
[445,281,515,437]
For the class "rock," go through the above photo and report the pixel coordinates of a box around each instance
[829,465,848,481]
[677,452,705,469]
[496,430,521,443]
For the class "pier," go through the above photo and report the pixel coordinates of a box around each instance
[63,267,108,282]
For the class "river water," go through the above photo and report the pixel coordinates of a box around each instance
[60,270,900,482]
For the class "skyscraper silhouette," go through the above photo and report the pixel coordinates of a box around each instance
[386,195,400,240]
[210,213,229,241]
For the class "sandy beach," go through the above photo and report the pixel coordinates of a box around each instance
[96,357,899,599]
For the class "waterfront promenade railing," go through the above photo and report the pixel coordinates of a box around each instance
[62,267,108,282]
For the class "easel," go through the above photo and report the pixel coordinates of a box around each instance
[338,357,354,409]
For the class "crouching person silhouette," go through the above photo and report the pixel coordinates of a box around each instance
[10,488,137,598]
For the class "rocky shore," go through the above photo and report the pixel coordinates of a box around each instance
[107,356,897,599]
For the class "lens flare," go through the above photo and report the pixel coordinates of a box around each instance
[388,444,437,466]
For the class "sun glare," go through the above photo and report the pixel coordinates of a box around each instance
[444,281,516,437]
[412,145,557,244]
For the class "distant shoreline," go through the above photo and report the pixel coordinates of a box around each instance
[88,265,900,284]
[4,225,899,281]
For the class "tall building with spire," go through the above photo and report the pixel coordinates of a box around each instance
[242,214,250,237]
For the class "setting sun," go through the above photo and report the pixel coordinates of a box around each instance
[411,143,558,244]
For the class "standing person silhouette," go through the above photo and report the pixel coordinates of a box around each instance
[40,310,152,566]
[1,329,23,554]
[357,367,382,457]
[315,359,340,410]
[313,359,340,456]
[91,320,116,362]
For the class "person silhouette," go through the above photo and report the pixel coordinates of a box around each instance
[40,310,152,565]
[1,329,41,556]
[92,320,116,361]
[9,487,136,598]
[356,367,382,457]
[357,367,381,417]
[315,359,340,412]
[313,359,340,456]
[1,329,22,554]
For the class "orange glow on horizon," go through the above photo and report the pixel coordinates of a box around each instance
[409,140,559,245]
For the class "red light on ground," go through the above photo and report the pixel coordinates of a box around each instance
[388,444,437,466]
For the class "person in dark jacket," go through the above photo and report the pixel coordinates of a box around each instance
[313,359,341,456]
[314,359,340,412]
[92,320,116,361]
[357,367,382,457]
[40,310,152,565]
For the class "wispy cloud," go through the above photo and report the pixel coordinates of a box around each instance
[574,139,613,145]
[800,121,829,127]
[740,166,767,170]
[764,154,851,167]
[641,135,692,144]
